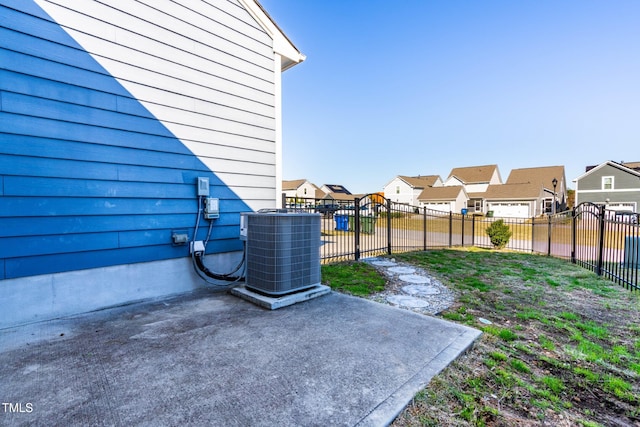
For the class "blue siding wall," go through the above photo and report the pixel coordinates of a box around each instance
[0,2,251,279]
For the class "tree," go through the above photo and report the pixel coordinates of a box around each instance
[486,219,512,249]
[566,189,575,209]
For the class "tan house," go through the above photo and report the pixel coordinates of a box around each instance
[321,184,351,195]
[443,165,502,192]
[417,186,469,213]
[282,179,318,199]
[444,165,502,213]
[484,166,567,217]
[322,192,359,206]
[483,183,549,218]
[507,166,567,213]
[383,175,443,205]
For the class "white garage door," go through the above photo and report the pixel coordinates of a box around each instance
[422,202,452,213]
[607,202,636,212]
[489,203,530,218]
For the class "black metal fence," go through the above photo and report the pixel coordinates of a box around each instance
[283,195,639,292]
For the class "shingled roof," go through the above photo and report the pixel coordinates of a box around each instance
[620,161,640,171]
[282,179,306,191]
[506,166,564,190]
[398,175,440,188]
[585,161,640,173]
[483,183,544,200]
[447,165,498,184]
[323,184,351,195]
[418,186,466,201]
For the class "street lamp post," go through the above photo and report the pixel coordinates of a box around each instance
[552,178,558,215]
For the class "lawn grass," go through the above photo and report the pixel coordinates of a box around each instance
[321,261,386,296]
[322,248,640,426]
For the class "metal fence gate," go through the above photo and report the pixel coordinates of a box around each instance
[572,202,639,291]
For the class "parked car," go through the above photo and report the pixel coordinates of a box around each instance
[315,204,340,216]
[341,205,368,211]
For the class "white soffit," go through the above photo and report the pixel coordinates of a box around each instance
[241,0,306,70]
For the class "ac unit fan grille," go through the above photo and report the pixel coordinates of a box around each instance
[244,213,321,296]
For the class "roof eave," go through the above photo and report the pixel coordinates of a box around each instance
[243,0,306,71]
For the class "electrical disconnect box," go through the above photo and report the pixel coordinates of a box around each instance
[197,177,209,196]
[204,198,219,219]
[239,212,248,240]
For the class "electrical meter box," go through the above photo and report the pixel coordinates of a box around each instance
[204,198,219,219]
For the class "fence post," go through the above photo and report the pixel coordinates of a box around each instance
[596,204,605,276]
[547,214,552,256]
[471,214,475,247]
[461,213,465,247]
[449,211,453,247]
[531,217,535,253]
[354,197,361,261]
[423,207,427,251]
[386,198,392,255]
[571,207,577,264]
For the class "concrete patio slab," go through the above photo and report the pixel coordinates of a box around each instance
[0,289,480,427]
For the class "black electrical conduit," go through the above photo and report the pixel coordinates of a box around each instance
[193,250,245,283]
[190,196,246,286]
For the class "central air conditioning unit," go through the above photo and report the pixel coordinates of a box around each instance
[624,236,639,268]
[241,211,321,296]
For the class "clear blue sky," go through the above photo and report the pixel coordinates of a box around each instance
[260,0,640,193]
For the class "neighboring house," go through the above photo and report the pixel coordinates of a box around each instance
[321,184,351,195]
[383,175,442,205]
[506,166,567,212]
[483,166,567,217]
[282,179,319,200]
[0,1,304,328]
[379,164,568,217]
[443,165,502,213]
[322,192,358,207]
[417,186,468,213]
[443,165,502,192]
[574,161,640,212]
[483,183,550,218]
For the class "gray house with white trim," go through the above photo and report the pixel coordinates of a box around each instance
[574,161,640,212]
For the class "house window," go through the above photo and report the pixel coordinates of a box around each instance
[396,186,400,194]
[304,188,307,195]
[544,199,553,213]
[602,176,614,190]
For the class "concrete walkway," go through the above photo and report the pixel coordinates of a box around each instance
[0,288,480,427]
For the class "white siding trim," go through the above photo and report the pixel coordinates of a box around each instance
[237,0,305,68]
[274,53,283,208]
[577,188,640,194]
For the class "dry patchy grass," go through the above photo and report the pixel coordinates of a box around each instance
[328,248,640,427]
